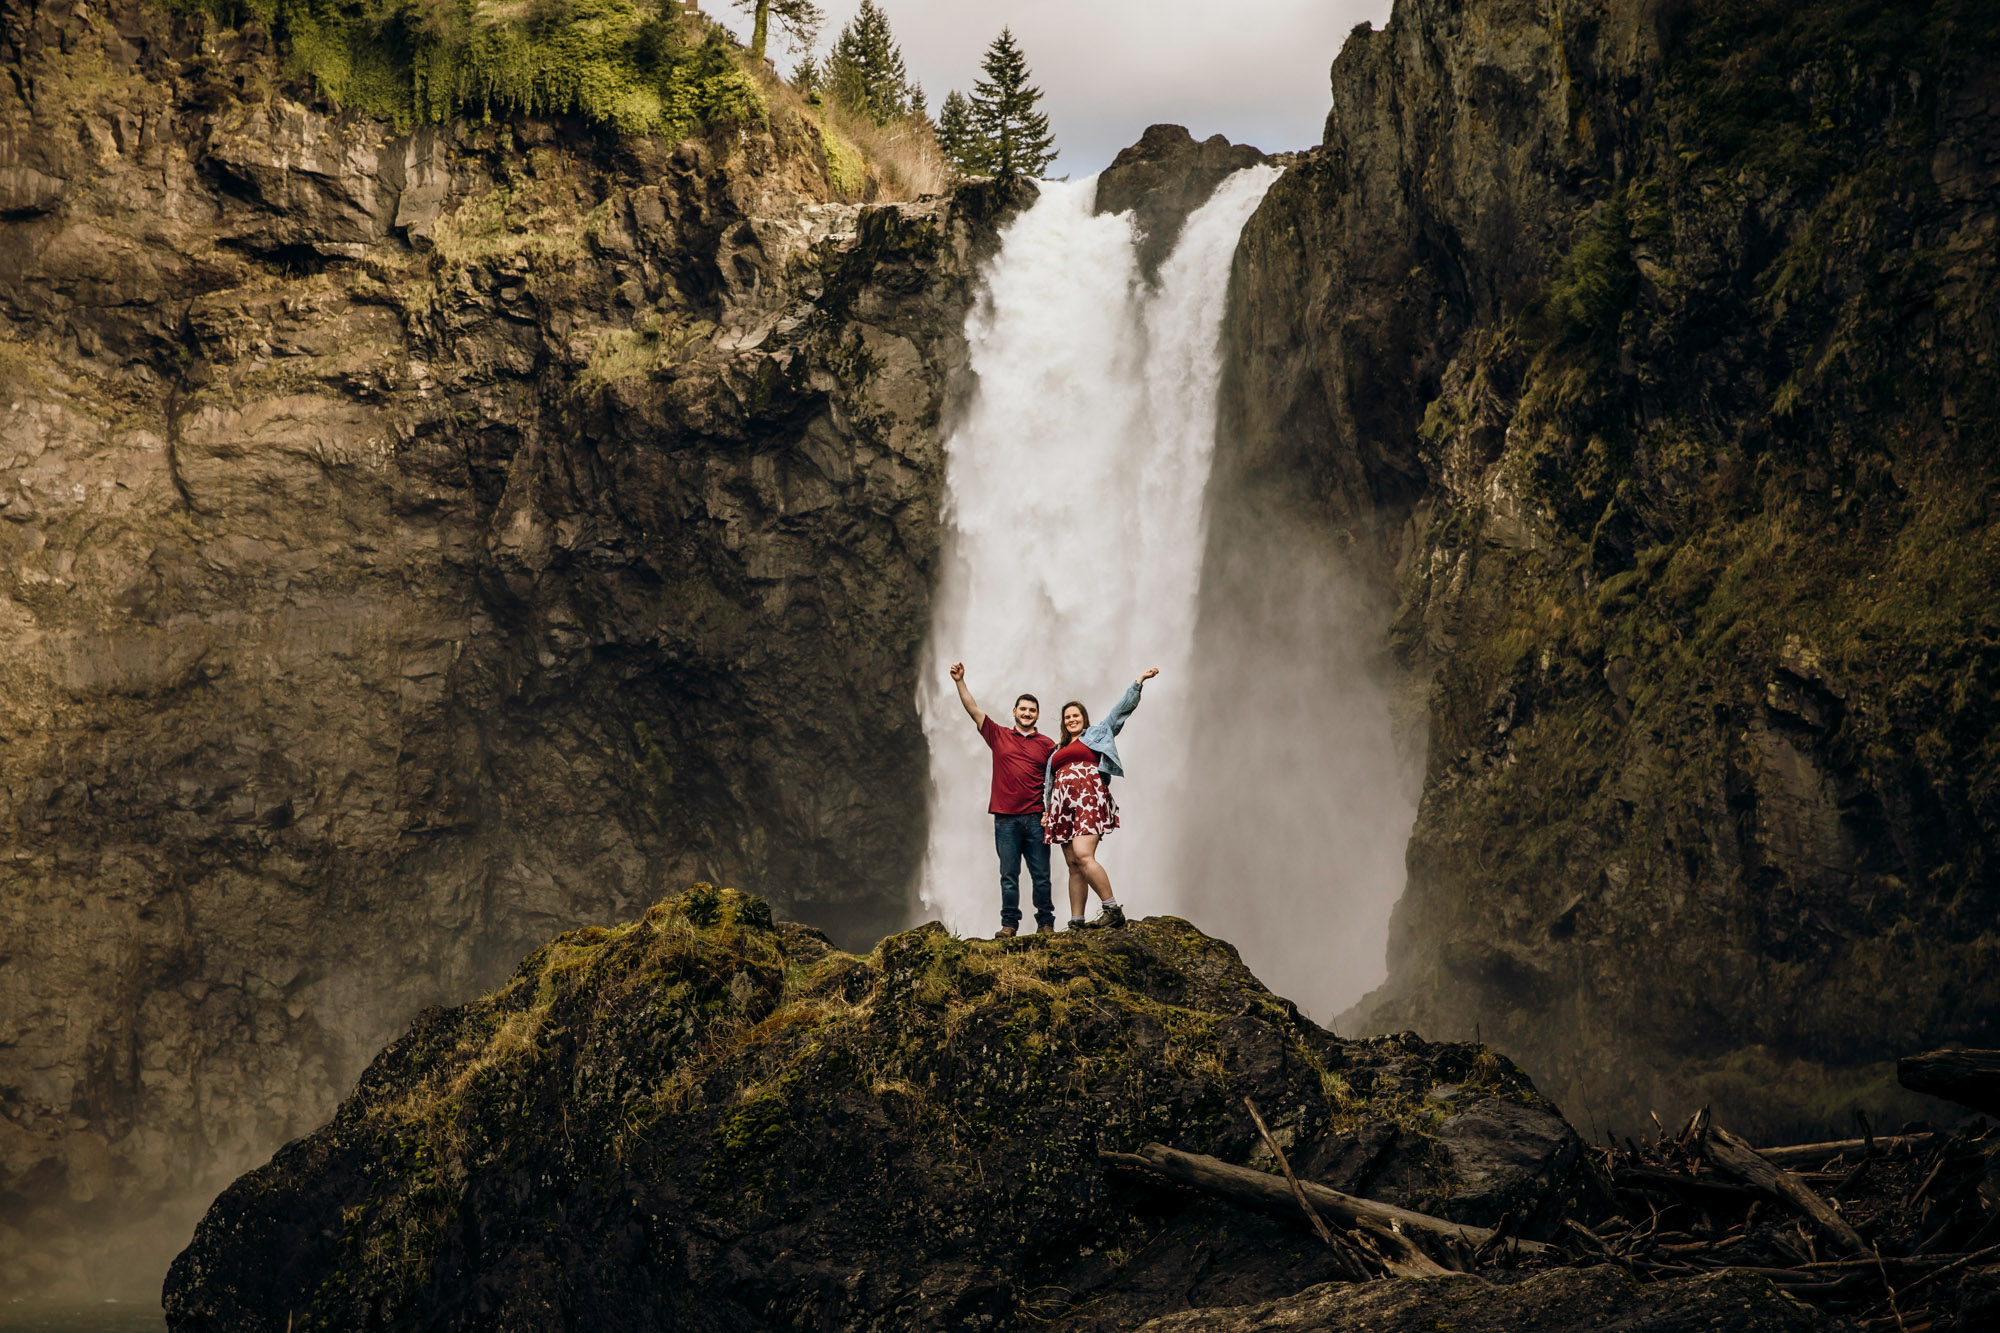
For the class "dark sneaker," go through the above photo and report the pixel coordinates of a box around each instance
[1035,923,1055,935]
[1083,904,1126,930]
[994,925,1018,939]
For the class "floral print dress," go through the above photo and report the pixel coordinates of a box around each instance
[1042,739,1120,843]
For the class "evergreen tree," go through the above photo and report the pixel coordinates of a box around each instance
[969,28,1055,178]
[936,89,984,173]
[825,0,915,125]
[792,52,821,97]
[732,0,822,63]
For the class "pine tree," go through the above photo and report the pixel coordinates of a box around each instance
[733,0,823,63]
[970,28,1055,178]
[792,52,821,97]
[825,0,915,126]
[936,89,984,174]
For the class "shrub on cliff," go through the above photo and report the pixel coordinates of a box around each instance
[169,0,767,136]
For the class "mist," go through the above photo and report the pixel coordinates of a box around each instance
[1168,510,1421,1022]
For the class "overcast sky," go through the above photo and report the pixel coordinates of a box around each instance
[711,0,1395,178]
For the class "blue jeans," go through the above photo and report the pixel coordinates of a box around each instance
[994,813,1054,929]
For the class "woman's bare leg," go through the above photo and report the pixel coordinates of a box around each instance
[1061,843,1090,919]
[1070,834,1114,902]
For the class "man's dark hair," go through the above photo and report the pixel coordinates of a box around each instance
[1015,693,1040,709]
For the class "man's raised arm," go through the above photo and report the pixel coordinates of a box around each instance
[949,662,987,729]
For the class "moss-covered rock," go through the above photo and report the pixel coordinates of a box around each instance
[163,886,1602,1329]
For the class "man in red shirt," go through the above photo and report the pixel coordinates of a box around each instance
[951,661,1057,937]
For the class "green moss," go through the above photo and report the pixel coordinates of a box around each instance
[575,315,719,389]
[1543,190,1634,353]
[165,0,766,137]
[821,116,864,196]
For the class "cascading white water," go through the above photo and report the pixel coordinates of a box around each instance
[917,166,1280,934]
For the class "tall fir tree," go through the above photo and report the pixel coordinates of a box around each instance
[732,0,822,62]
[970,28,1055,178]
[824,0,916,125]
[792,52,821,96]
[936,89,984,173]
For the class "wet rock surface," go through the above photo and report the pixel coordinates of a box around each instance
[1210,0,2000,1132]
[163,895,1602,1331]
[0,0,1026,1294]
[1093,123,1268,280]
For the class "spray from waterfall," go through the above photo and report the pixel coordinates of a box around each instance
[917,164,1414,1021]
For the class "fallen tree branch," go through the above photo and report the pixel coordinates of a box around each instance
[1242,1099,1383,1279]
[1702,1123,1868,1256]
[1874,1241,2000,1302]
[1612,1165,1758,1204]
[1101,1142,1541,1264]
[1898,1048,2000,1117]
[1756,1135,1924,1170]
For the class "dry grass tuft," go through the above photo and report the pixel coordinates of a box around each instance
[753,66,948,203]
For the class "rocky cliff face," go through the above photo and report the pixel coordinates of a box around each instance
[1209,0,1999,1133]
[0,0,1020,1295]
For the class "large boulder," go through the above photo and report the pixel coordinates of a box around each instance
[165,891,1600,1330]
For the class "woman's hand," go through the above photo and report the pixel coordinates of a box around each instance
[1137,668,1159,683]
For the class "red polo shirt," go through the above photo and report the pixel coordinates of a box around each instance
[979,715,1057,815]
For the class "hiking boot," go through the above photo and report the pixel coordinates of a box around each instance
[1035,923,1055,935]
[1083,904,1126,930]
[994,925,1018,939]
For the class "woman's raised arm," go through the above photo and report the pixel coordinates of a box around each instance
[1103,669,1157,734]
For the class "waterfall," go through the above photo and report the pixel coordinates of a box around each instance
[917,166,1281,936]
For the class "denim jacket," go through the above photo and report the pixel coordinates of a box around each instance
[1042,679,1145,807]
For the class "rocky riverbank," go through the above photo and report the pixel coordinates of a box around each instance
[163,889,2000,1329]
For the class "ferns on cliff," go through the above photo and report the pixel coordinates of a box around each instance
[168,0,767,136]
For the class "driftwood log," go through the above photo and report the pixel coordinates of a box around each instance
[1242,1098,1453,1278]
[1899,1048,2000,1117]
[1702,1123,1868,1255]
[1100,1142,1549,1262]
[1756,1134,1923,1170]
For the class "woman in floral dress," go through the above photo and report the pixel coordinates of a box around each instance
[1043,668,1158,930]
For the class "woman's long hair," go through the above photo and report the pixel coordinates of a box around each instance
[1057,701,1091,748]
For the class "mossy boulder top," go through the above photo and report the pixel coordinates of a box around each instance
[165,887,1600,1330]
